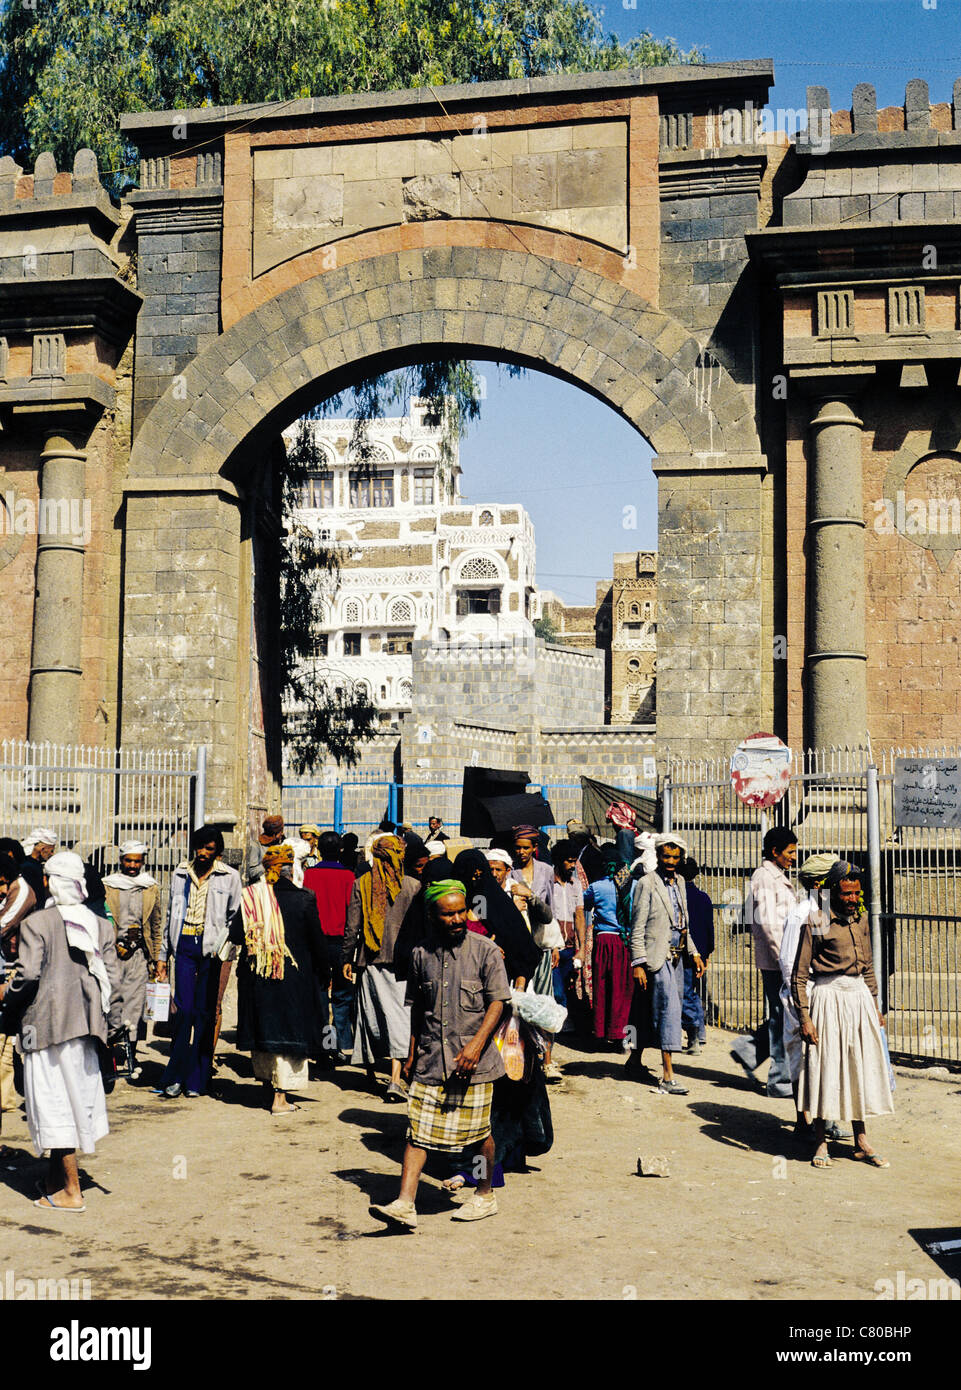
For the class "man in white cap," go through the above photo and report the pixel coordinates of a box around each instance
[628,833,704,1095]
[19,828,57,900]
[103,841,162,1081]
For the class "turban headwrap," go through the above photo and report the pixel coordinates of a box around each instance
[259,814,285,844]
[119,839,150,858]
[798,853,836,887]
[512,824,539,842]
[824,859,863,888]
[46,851,112,1014]
[262,843,294,885]
[358,835,406,953]
[424,878,466,907]
[485,849,512,867]
[655,833,688,852]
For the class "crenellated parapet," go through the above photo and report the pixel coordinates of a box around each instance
[0,148,141,427]
[783,80,961,228]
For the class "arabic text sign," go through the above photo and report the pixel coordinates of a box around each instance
[894,758,961,828]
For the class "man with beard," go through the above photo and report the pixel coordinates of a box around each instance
[102,840,162,1082]
[370,881,510,1230]
[793,861,893,1169]
[155,826,241,1100]
[629,834,704,1095]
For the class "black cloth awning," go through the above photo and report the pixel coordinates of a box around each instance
[459,766,554,837]
[579,774,659,838]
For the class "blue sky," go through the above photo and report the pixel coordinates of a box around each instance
[371,2,961,604]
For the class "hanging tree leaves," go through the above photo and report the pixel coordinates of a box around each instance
[1,1,699,768]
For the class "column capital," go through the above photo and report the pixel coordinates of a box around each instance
[809,397,864,432]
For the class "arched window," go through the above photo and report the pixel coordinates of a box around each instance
[457,554,500,582]
[343,599,361,624]
[389,598,414,624]
[399,679,413,704]
[478,509,494,526]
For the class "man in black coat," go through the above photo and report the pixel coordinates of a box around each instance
[233,845,327,1114]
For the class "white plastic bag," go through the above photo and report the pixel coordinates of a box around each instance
[511,987,567,1034]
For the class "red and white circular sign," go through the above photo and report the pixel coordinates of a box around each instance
[730,733,792,809]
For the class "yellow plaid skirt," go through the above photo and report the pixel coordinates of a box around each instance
[407,1079,494,1153]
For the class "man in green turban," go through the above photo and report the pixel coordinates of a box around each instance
[370,879,511,1231]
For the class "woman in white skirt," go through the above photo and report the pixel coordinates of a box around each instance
[791,861,893,1170]
[0,851,121,1211]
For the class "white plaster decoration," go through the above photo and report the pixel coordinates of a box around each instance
[283,403,538,719]
[455,552,503,582]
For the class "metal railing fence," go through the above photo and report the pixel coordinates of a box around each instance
[282,777,658,841]
[0,740,202,921]
[666,745,961,1065]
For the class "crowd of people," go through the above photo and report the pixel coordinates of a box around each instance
[0,812,894,1223]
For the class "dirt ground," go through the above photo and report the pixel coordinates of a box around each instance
[2,985,959,1303]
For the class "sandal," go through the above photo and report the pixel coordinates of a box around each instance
[811,1153,834,1169]
[34,1193,86,1212]
[441,1176,467,1193]
[852,1149,890,1168]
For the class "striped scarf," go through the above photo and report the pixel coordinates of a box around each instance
[241,880,296,980]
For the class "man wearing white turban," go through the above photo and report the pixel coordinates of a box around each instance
[103,841,162,1081]
[0,851,122,1211]
[18,827,57,900]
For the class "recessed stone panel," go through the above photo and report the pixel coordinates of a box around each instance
[251,121,628,274]
[272,175,344,230]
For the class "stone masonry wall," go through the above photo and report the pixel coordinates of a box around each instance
[656,466,765,760]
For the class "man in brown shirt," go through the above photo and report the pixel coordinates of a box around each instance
[791,862,893,1169]
[370,879,510,1230]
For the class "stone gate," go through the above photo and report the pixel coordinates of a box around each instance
[1,62,960,841]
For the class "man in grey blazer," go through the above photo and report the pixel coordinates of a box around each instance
[0,850,122,1210]
[628,834,704,1095]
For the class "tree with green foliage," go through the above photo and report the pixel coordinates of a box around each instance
[0,1,698,770]
[1,0,699,189]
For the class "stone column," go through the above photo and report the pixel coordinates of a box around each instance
[27,431,87,745]
[805,397,868,750]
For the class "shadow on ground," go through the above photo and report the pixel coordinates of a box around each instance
[688,1099,803,1158]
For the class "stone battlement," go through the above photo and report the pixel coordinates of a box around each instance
[0,149,111,205]
[804,79,961,147]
